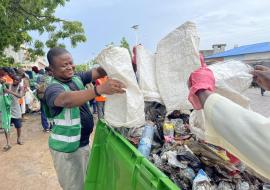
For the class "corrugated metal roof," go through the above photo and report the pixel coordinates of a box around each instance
[205,42,270,59]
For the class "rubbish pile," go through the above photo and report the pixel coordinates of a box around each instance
[96,21,269,189]
[116,102,270,190]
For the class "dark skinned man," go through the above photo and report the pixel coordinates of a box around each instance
[44,48,126,190]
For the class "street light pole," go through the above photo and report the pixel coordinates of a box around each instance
[131,25,139,45]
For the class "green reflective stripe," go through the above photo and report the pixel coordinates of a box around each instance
[50,133,81,143]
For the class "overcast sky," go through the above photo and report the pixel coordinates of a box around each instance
[51,0,270,64]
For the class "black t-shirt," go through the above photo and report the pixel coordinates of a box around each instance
[44,71,93,147]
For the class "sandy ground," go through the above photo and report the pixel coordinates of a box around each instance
[0,87,269,190]
[0,112,61,190]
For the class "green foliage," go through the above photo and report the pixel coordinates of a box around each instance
[75,64,89,72]
[0,55,22,67]
[75,59,98,72]
[0,0,87,60]
[120,37,131,56]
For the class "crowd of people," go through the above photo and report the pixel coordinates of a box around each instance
[0,64,108,147]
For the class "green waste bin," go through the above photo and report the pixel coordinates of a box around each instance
[84,121,180,190]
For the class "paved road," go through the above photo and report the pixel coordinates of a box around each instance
[244,87,270,117]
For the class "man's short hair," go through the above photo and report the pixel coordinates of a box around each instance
[47,48,70,66]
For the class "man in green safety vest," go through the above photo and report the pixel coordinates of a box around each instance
[44,48,126,190]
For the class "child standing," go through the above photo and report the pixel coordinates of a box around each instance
[4,75,25,148]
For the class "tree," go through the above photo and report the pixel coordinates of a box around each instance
[120,37,131,56]
[0,0,86,61]
[75,64,89,72]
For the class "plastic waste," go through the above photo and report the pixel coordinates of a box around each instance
[192,169,212,190]
[138,122,155,158]
[217,181,234,190]
[263,184,270,190]
[152,154,162,168]
[161,150,187,169]
[171,119,184,137]
[177,146,202,171]
[180,167,196,182]
[208,60,253,109]
[163,120,174,142]
[236,181,249,190]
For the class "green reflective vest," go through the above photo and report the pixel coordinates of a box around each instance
[48,76,85,153]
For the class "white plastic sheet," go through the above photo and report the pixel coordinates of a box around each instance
[136,45,162,103]
[155,21,200,113]
[209,60,253,108]
[190,60,253,140]
[96,46,145,128]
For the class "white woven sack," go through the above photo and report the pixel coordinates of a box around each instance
[136,45,162,103]
[155,21,200,113]
[96,46,145,128]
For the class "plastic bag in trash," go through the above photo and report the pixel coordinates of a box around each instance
[161,150,187,169]
[217,181,235,190]
[236,181,249,190]
[192,169,212,190]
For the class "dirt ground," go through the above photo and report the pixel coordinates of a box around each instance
[0,113,61,190]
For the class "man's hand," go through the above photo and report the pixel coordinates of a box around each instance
[97,78,126,95]
[252,65,270,90]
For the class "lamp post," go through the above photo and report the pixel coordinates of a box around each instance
[131,25,139,45]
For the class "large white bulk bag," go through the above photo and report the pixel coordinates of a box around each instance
[155,21,200,113]
[136,45,162,103]
[95,46,145,128]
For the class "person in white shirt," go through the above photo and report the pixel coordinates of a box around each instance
[188,64,270,180]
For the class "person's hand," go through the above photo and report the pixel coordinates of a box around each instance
[97,78,126,95]
[252,65,270,90]
[188,56,215,110]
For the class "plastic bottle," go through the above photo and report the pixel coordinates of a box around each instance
[137,122,155,158]
[163,119,174,143]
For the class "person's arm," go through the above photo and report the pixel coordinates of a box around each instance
[53,78,126,108]
[202,92,270,178]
